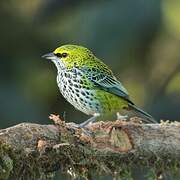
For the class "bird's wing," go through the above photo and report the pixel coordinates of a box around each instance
[92,74,133,103]
[80,67,133,104]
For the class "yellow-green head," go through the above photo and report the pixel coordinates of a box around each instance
[42,44,113,75]
[42,44,98,69]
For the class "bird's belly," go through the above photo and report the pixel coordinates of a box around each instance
[57,73,102,115]
[56,72,128,116]
[95,89,129,114]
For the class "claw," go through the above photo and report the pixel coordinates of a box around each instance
[116,112,128,121]
[67,122,92,136]
[79,113,100,128]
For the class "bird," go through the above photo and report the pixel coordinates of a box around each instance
[42,44,156,127]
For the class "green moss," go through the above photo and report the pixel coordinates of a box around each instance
[0,142,13,180]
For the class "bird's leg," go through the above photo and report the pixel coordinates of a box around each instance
[116,112,128,121]
[67,113,100,136]
[79,113,100,128]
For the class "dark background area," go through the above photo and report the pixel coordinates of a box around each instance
[0,0,180,179]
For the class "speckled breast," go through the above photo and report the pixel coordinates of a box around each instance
[56,68,102,115]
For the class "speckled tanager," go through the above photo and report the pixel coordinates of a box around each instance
[42,45,156,127]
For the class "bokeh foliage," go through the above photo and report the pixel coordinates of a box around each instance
[0,0,180,127]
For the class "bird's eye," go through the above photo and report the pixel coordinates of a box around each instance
[55,53,62,58]
[62,52,68,58]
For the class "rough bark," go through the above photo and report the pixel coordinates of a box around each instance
[0,115,179,180]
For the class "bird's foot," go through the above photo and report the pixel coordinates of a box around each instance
[67,113,100,136]
[78,113,100,128]
[116,112,128,121]
[67,122,93,136]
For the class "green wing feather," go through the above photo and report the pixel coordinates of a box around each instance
[92,75,134,104]
[80,66,134,104]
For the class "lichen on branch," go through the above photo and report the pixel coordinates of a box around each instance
[0,115,179,180]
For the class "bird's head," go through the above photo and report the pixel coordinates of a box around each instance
[42,45,95,69]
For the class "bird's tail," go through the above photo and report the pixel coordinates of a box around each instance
[128,103,157,123]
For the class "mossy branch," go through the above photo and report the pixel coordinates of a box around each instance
[0,115,179,180]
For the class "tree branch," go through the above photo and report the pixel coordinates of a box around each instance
[0,116,179,179]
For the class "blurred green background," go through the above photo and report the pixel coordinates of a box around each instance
[0,0,180,178]
[1,0,180,125]
[1,0,180,128]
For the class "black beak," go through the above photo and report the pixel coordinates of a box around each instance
[41,52,56,60]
